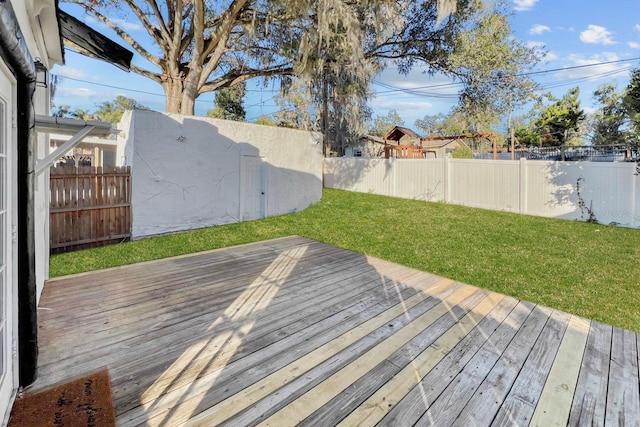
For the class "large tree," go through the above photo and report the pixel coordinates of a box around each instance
[622,68,640,170]
[535,88,586,146]
[64,0,402,115]
[624,68,640,137]
[51,95,150,125]
[442,10,539,131]
[369,110,404,137]
[94,95,150,125]
[64,0,537,126]
[512,89,586,148]
[590,83,627,146]
[414,111,469,136]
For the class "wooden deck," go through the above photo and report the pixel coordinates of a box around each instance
[35,236,640,426]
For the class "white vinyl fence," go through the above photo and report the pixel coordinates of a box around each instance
[324,158,640,228]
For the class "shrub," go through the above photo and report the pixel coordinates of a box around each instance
[451,146,473,158]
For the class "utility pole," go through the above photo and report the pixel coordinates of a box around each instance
[322,72,330,158]
[508,109,516,161]
[508,88,515,160]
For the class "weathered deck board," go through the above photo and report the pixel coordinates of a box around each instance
[39,250,379,361]
[451,304,553,426]
[490,310,571,426]
[307,297,520,427]
[605,328,640,425]
[529,316,590,426]
[568,321,612,426]
[249,290,495,427]
[35,236,640,426]
[415,300,534,426]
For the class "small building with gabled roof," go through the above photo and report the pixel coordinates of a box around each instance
[384,126,422,146]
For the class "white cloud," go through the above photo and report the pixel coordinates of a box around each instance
[555,53,628,80]
[58,87,98,98]
[629,41,640,49]
[529,24,551,35]
[634,24,640,32]
[580,25,616,45]
[54,67,88,79]
[525,42,557,61]
[375,65,460,95]
[112,18,143,32]
[83,15,142,32]
[526,41,545,49]
[370,67,459,122]
[372,97,434,111]
[514,0,538,11]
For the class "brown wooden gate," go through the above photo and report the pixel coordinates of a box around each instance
[49,166,131,253]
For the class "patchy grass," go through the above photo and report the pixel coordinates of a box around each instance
[50,188,640,331]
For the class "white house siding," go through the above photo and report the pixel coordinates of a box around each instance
[325,158,640,228]
[118,110,323,239]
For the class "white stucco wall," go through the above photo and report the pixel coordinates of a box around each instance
[119,110,323,238]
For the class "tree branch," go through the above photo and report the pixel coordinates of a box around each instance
[199,66,293,94]
[198,0,247,86]
[75,2,162,67]
[143,0,172,44]
[129,64,163,83]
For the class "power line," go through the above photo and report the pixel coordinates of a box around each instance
[538,66,633,90]
[372,60,638,98]
[51,74,276,105]
[524,57,640,77]
[53,56,640,112]
[52,74,212,105]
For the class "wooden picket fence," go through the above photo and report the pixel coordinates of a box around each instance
[50,166,131,253]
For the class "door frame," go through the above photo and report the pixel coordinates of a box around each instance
[0,58,18,424]
[239,154,267,222]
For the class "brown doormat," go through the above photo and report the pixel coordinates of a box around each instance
[8,369,116,426]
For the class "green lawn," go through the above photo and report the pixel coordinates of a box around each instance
[50,188,640,332]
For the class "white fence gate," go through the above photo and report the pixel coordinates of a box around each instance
[324,158,640,228]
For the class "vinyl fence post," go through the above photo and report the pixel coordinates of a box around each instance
[632,166,637,228]
[444,157,451,203]
[391,158,397,198]
[519,158,527,214]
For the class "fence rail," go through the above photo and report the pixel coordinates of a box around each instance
[50,166,131,253]
[517,144,634,162]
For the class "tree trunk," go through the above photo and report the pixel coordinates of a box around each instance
[163,79,184,113]
[180,76,199,116]
[180,96,195,116]
[162,72,200,115]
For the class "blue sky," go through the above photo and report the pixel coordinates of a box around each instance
[52,1,640,130]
